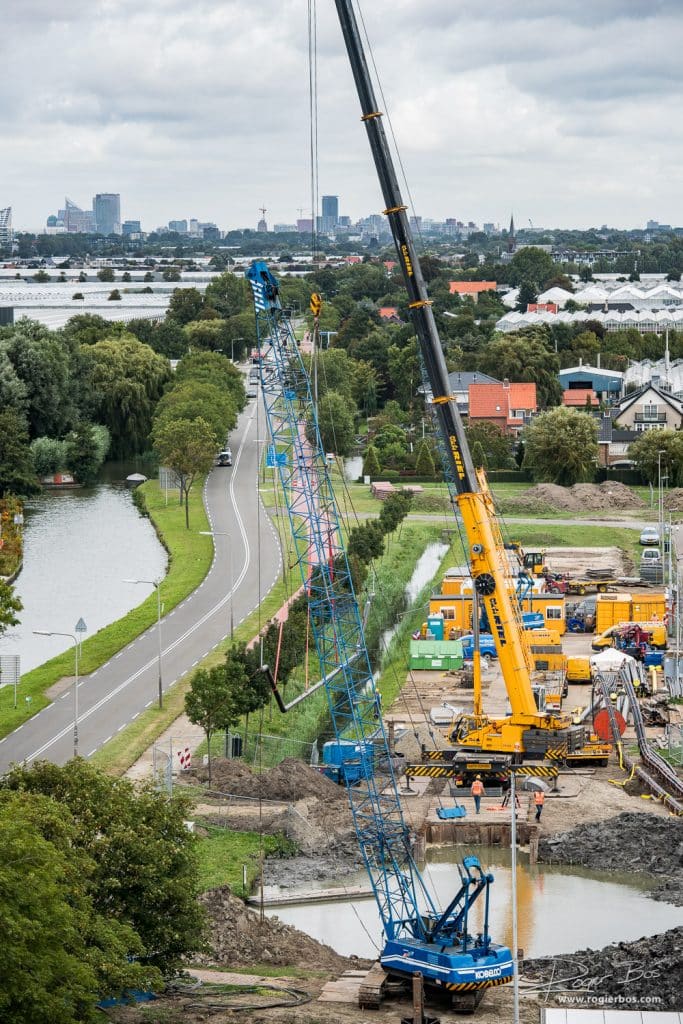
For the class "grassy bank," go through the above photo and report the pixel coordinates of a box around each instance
[0,480,213,739]
[196,825,294,895]
[201,521,444,763]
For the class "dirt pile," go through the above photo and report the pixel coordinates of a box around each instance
[523,927,683,1010]
[193,757,347,803]
[198,885,356,973]
[539,812,683,904]
[665,488,683,510]
[510,481,645,513]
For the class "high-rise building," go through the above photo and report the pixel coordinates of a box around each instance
[122,220,142,237]
[94,193,121,235]
[63,198,95,233]
[0,207,13,249]
[321,195,339,232]
[168,219,188,234]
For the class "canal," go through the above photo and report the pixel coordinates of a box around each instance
[2,464,167,673]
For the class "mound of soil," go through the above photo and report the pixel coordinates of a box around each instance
[198,885,357,973]
[523,927,683,1010]
[539,812,683,904]
[193,757,346,803]
[539,811,682,874]
[665,488,683,510]
[511,481,645,513]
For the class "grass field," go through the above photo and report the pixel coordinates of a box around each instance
[196,824,295,894]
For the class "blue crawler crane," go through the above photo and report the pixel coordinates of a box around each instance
[246,260,513,1011]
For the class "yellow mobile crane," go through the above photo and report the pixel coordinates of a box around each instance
[336,0,586,759]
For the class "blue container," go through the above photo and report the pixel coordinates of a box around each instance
[322,740,374,785]
[427,614,445,642]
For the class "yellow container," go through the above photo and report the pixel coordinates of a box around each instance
[631,595,666,622]
[595,594,632,633]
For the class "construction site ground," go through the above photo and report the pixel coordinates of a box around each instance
[111,541,683,1024]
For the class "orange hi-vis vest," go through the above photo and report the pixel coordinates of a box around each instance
[534,791,545,805]
[471,780,484,796]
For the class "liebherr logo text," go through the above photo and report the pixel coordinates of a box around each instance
[474,967,503,979]
[488,597,506,645]
[401,244,414,277]
[449,436,466,479]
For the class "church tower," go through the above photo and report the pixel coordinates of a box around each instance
[507,213,516,253]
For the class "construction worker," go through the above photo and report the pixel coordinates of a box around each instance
[471,775,485,814]
[534,789,545,822]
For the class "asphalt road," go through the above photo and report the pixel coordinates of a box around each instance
[0,396,282,772]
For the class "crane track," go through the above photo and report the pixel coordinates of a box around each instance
[596,671,683,815]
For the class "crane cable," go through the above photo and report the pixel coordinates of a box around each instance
[307,0,320,264]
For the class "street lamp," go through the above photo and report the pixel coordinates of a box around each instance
[124,578,163,708]
[33,622,86,757]
[199,531,234,639]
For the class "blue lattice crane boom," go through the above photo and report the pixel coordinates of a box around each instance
[246,260,513,1005]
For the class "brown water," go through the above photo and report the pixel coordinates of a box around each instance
[264,845,683,959]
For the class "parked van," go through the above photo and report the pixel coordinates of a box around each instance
[641,547,662,565]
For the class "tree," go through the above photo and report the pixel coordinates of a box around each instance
[522,408,598,485]
[414,440,436,478]
[1,760,204,974]
[82,335,171,457]
[152,416,217,528]
[476,333,562,408]
[347,521,385,564]
[0,578,22,635]
[122,271,131,282]
[185,665,239,784]
[167,287,204,325]
[628,429,683,486]
[516,280,538,312]
[203,272,248,318]
[471,440,487,468]
[352,360,379,417]
[65,422,106,486]
[154,381,238,444]
[465,421,513,469]
[378,491,412,535]
[31,436,67,476]
[174,350,246,412]
[507,247,555,290]
[108,288,121,300]
[311,389,355,456]
[96,267,115,282]
[0,792,158,1024]
[0,408,40,497]
[362,443,381,479]
[2,320,75,438]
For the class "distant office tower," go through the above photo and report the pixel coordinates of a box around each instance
[0,207,13,249]
[168,219,188,234]
[297,218,313,233]
[94,193,121,235]
[321,195,339,232]
[122,220,141,236]
[63,198,95,233]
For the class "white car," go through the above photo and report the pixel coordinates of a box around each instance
[639,526,660,546]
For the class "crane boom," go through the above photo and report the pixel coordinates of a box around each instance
[246,261,513,1002]
[334,0,584,754]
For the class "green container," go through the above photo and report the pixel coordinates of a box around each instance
[409,639,463,671]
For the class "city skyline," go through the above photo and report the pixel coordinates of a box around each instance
[3,2,683,232]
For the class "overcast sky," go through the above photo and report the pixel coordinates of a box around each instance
[3,0,683,233]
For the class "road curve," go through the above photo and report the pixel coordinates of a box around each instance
[0,397,281,772]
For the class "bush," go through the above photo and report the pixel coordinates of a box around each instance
[72,292,84,300]
[108,289,121,301]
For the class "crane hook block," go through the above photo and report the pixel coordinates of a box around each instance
[474,573,496,596]
[310,293,322,317]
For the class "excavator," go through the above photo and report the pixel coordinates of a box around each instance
[334,0,595,761]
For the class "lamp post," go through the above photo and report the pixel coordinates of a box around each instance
[658,449,666,552]
[124,578,163,708]
[33,624,86,757]
[199,532,234,638]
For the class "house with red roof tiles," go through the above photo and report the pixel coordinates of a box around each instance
[449,281,497,302]
[378,306,400,322]
[468,380,537,435]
